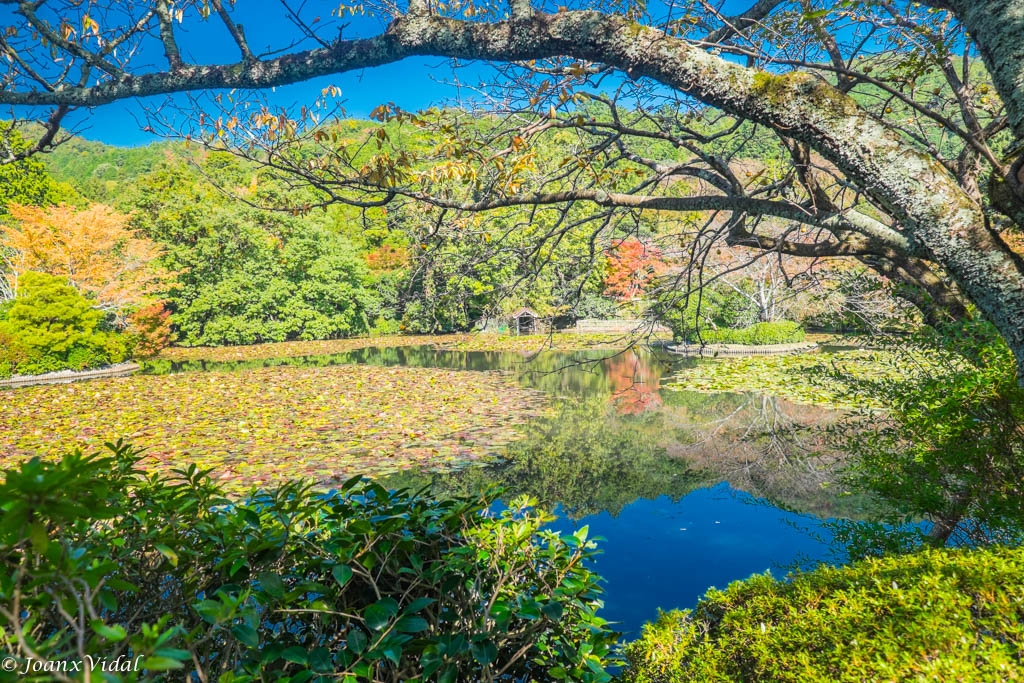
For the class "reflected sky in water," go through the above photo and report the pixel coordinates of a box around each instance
[550,486,827,637]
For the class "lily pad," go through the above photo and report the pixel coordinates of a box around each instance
[0,364,548,494]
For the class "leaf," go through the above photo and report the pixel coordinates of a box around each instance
[332,563,353,588]
[347,627,368,654]
[231,624,259,648]
[141,656,184,671]
[395,615,429,633]
[363,597,398,631]
[471,640,498,666]
[91,620,127,642]
[542,601,564,621]
[258,572,286,598]
[154,543,179,567]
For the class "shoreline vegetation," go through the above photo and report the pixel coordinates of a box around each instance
[155,330,672,363]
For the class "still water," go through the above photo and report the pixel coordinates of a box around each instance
[146,345,847,636]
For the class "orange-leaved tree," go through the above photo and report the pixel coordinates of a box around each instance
[0,203,168,321]
[603,238,666,302]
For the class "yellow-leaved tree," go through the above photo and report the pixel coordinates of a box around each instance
[0,203,168,322]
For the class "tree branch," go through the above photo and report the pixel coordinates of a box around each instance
[702,0,785,44]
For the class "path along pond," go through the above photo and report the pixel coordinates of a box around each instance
[138,345,854,637]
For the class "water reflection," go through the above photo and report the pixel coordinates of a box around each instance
[145,345,850,517]
[145,342,849,634]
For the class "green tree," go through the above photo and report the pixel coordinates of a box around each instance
[124,156,377,346]
[0,125,66,215]
[0,271,127,376]
[8,1,1024,375]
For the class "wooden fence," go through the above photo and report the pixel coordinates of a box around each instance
[572,319,670,334]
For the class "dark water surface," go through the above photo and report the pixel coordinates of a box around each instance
[145,344,846,636]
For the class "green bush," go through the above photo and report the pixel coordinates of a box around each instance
[656,289,750,342]
[693,321,805,345]
[622,546,1024,682]
[0,271,127,377]
[835,321,1024,550]
[0,443,618,682]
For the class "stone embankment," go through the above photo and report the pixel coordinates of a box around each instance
[0,362,141,389]
[667,342,819,358]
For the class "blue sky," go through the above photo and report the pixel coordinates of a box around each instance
[3,0,753,146]
[66,57,479,146]
[57,2,484,146]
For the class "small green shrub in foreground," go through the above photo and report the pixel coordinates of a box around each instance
[691,321,805,346]
[0,443,617,682]
[622,546,1024,682]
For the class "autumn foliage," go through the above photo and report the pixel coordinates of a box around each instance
[0,203,166,316]
[127,302,175,358]
[365,244,410,271]
[603,238,666,301]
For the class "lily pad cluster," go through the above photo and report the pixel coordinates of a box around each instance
[665,349,951,409]
[0,364,548,492]
[158,335,441,363]
[157,333,666,364]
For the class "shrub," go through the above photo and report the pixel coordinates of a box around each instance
[835,321,1024,549]
[622,546,1024,682]
[694,320,805,345]
[0,330,28,378]
[0,271,127,375]
[656,289,750,342]
[0,443,618,682]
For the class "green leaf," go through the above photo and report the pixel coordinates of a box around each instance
[381,644,402,665]
[258,571,286,598]
[141,656,185,671]
[404,596,435,613]
[395,615,429,633]
[542,601,564,621]
[231,624,259,648]
[309,647,333,673]
[28,522,49,553]
[332,563,353,588]
[347,628,368,654]
[438,664,459,683]
[471,640,497,666]
[154,543,179,567]
[363,597,398,631]
[91,620,127,642]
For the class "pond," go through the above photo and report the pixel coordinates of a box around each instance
[142,344,851,637]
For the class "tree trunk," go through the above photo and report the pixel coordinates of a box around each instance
[947,0,1024,224]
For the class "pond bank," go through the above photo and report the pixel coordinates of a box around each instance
[0,362,140,389]
[667,341,819,357]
